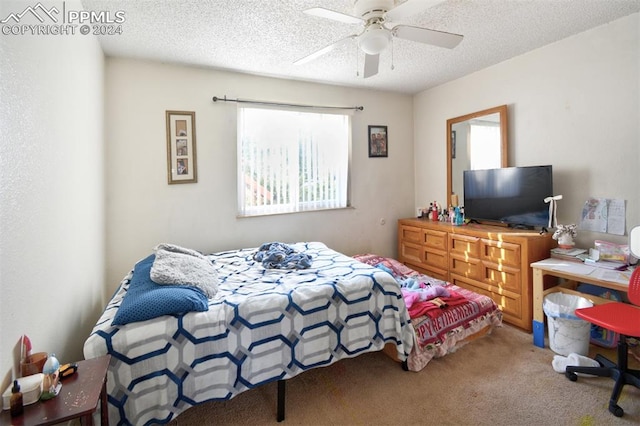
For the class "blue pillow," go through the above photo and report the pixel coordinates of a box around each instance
[112,254,209,326]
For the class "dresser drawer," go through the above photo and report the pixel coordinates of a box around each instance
[450,253,482,280]
[424,229,448,251]
[482,262,522,294]
[450,274,522,322]
[423,248,448,271]
[450,234,480,258]
[480,239,521,267]
[489,289,522,323]
[400,241,422,265]
[399,225,423,245]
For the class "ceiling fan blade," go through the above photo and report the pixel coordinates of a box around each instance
[303,7,363,25]
[363,54,379,78]
[384,0,445,22]
[294,35,357,65]
[392,25,463,49]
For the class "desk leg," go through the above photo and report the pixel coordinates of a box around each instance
[100,379,108,426]
[80,414,94,426]
[532,268,546,348]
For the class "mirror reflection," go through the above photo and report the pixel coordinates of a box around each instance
[446,105,508,206]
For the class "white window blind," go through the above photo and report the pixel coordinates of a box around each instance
[469,122,501,170]
[238,107,350,217]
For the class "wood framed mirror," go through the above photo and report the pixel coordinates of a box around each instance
[446,105,509,207]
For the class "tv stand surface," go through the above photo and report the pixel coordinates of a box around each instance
[397,218,555,331]
[508,223,535,230]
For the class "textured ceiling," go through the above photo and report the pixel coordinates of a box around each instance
[81,0,640,94]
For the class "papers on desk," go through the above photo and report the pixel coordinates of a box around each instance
[591,268,632,285]
[543,259,633,285]
[550,248,589,263]
[551,247,587,256]
[547,248,627,271]
[583,257,627,270]
[551,262,596,275]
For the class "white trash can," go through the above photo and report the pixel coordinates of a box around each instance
[543,293,593,356]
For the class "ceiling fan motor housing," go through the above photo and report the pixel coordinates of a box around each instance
[354,0,394,55]
[353,0,394,21]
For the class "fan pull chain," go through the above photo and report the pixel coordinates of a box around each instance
[391,39,395,71]
[356,44,360,77]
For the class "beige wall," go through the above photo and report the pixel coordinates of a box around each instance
[104,59,415,294]
[414,13,639,248]
[0,1,105,389]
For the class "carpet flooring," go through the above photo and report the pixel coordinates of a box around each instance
[169,324,640,425]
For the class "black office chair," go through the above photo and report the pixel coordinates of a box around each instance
[565,266,640,417]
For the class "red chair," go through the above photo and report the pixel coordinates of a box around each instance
[565,267,640,417]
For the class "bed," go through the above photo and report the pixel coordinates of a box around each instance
[83,242,415,425]
[353,254,503,372]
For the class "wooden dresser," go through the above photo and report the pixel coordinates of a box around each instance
[397,218,554,331]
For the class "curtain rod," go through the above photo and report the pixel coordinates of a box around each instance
[212,96,364,111]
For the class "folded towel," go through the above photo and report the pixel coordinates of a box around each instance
[552,352,600,375]
[150,243,218,298]
[552,355,569,373]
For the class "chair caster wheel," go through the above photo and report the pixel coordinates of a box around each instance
[565,371,578,381]
[609,404,624,417]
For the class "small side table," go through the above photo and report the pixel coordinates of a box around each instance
[1,355,111,426]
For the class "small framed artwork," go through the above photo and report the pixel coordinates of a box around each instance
[166,110,197,184]
[368,125,388,158]
[451,130,457,159]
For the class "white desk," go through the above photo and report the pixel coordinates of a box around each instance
[530,258,632,348]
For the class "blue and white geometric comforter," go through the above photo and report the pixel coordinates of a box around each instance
[83,242,414,425]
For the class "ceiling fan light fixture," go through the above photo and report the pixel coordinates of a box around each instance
[358,23,391,55]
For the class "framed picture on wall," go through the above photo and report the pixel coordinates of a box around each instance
[166,110,197,184]
[368,125,388,158]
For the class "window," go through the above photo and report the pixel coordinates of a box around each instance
[238,107,350,217]
[469,121,501,170]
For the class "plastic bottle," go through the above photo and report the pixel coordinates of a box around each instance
[10,379,23,417]
[454,206,465,226]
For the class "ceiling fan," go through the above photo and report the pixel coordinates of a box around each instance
[294,0,463,78]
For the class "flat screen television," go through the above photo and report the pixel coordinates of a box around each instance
[463,165,553,229]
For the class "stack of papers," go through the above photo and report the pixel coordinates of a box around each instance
[550,247,627,271]
[591,268,633,285]
[551,248,587,256]
[550,248,588,263]
[584,258,627,270]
